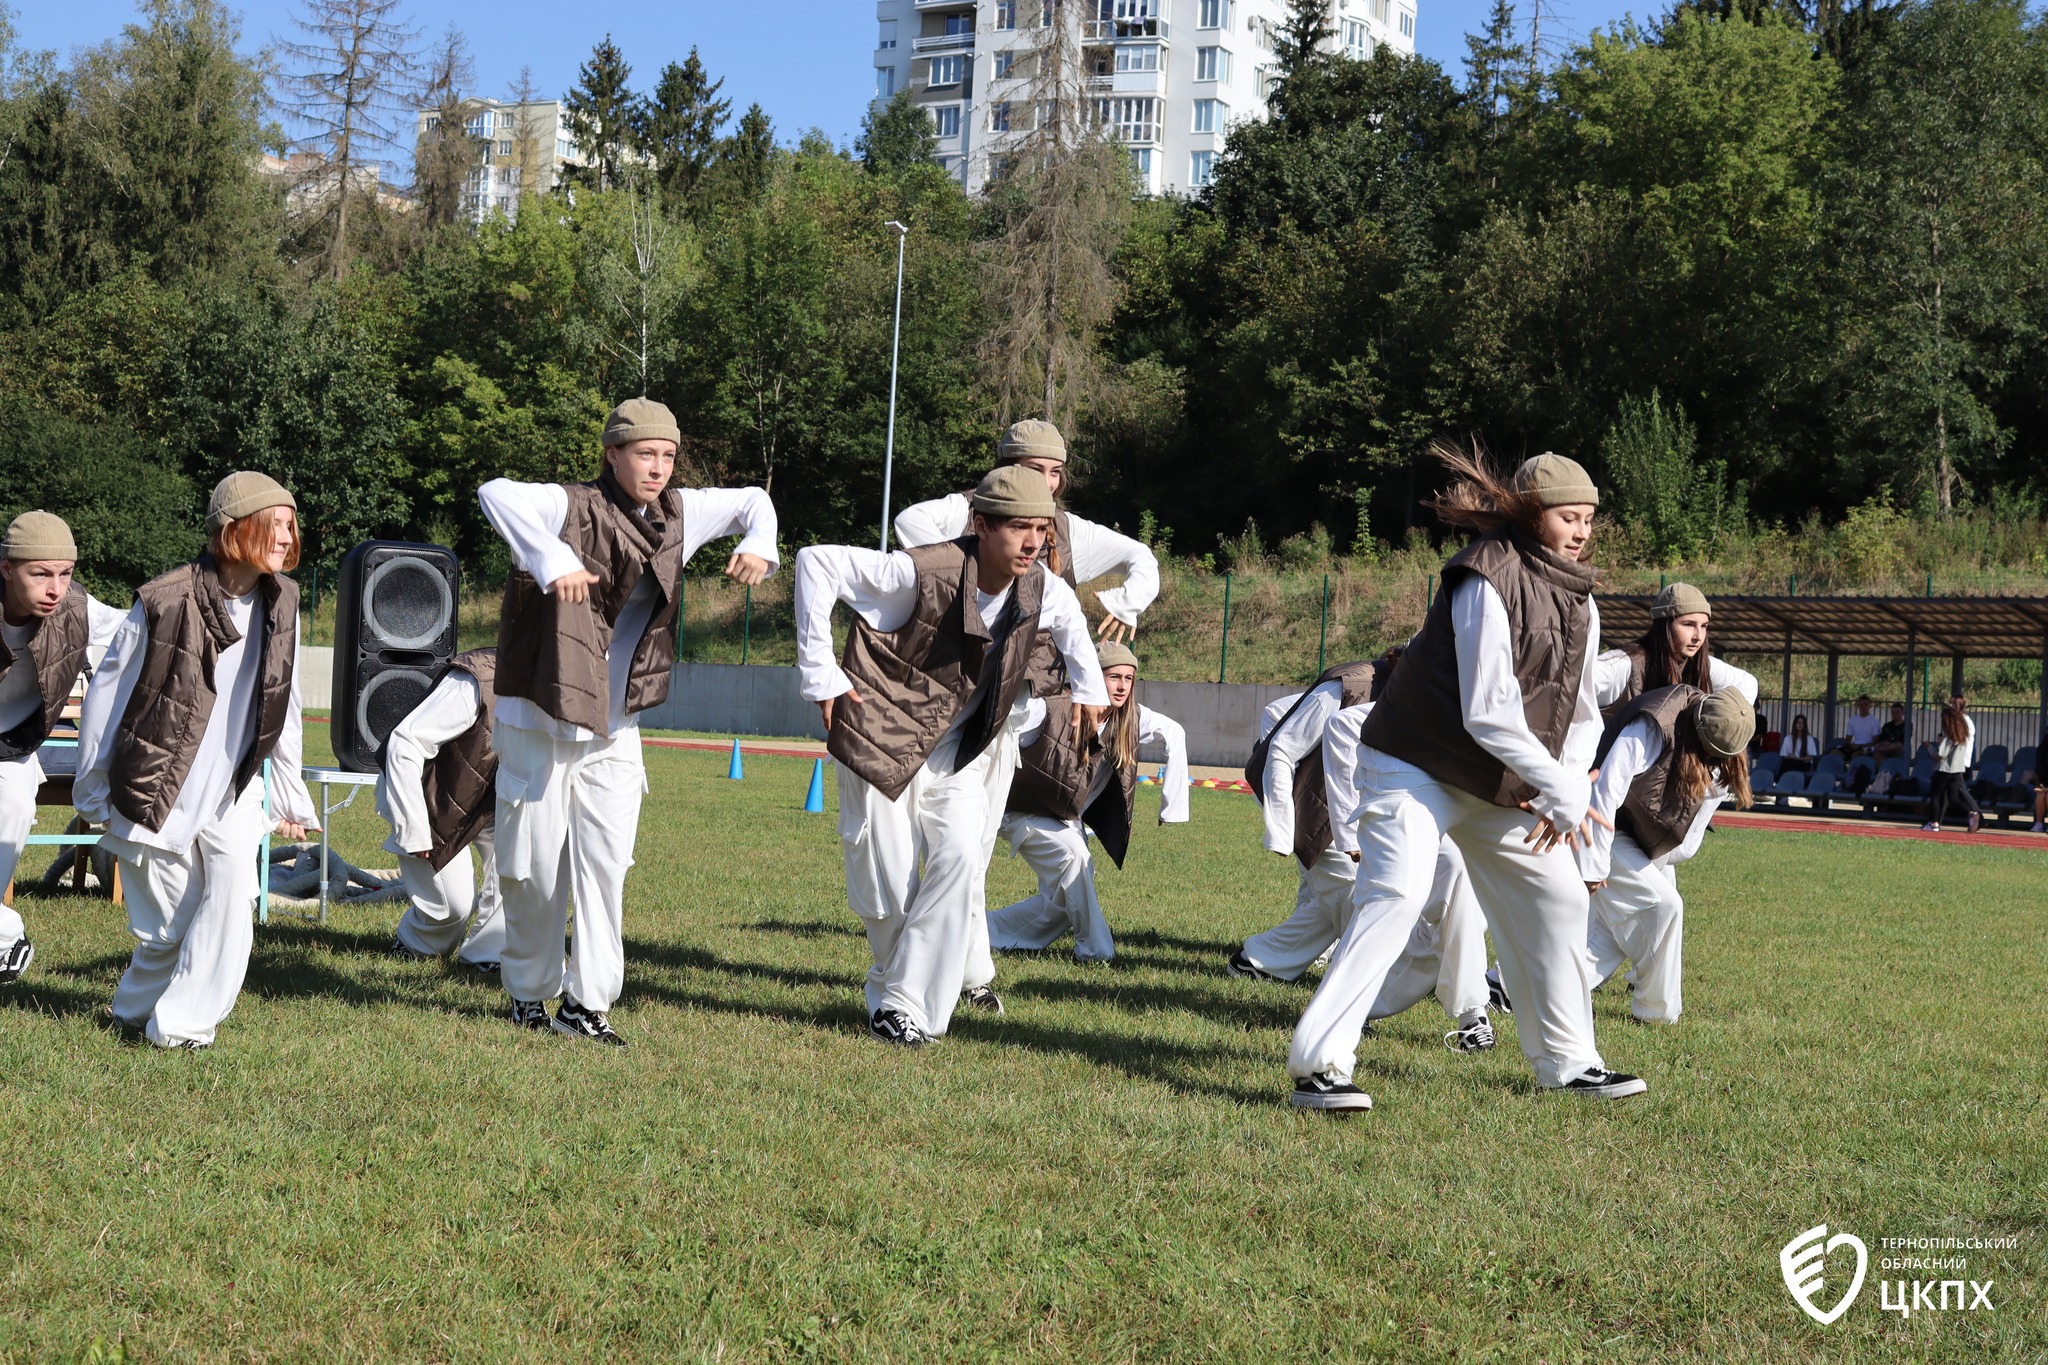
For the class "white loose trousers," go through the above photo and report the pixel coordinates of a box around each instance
[1289,767,1605,1088]
[107,779,267,1048]
[988,813,1113,962]
[1587,832,1684,1023]
[837,727,1020,1038]
[1368,843,1492,1022]
[494,722,644,1012]
[393,824,505,966]
[0,753,42,951]
[1240,849,1357,981]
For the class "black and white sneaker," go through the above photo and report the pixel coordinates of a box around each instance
[1444,1016,1497,1052]
[1289,1071,1373,1112]
[1485,965,1513,1014]
[552,996,627,1046]
[388,937,434,963]
[462,959,501,975]
[510,998,552,1031]
[0,936,33,985]
[1559,1067,1647,1099]
[960,984,1005,1016]
[869,1008,928,1048]
[1227,949,1283,983]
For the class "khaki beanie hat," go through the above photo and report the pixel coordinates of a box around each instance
[206,472,297,533]
[2,510,77,562]
[1691,686,1755,759]
[602,397,682,448]
[996,418,1068,465]
[1514,452,1600,508]
[1651,582,1712,620]
[1097,642,1139,673]
[970,465,1057,520]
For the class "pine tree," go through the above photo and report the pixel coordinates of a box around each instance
[563,35,636,192]
[715,103,775,204]
[855,90,938,175]
[1275,0,1334,78]
[642,47,729,214]
[412,26,480,228]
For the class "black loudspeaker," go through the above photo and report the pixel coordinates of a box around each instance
[330,541,461,772]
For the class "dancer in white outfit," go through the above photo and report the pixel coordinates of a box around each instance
[482,398,778,1045]
[987,642,1189,963]
[1578,685,1754,1024]
[379,649,505,971]
[795,466,1106,1047]
[77,473,319,1049]
[0,511,125,985]
[1287,449,1644,1112]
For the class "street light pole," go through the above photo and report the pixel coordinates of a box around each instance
[879,220,910,551]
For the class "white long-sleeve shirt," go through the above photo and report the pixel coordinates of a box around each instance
[1323,699,1375,856]
[892,493,1161,628]
[1591,648,1758,710]
[1258,681,1344,855]
[479,479,779,741]
[792,546,1108,723]
[1576,718,1725,882]
[376,669,483,857]
[0,593,127,738]
[1364,575,1602,830]
[1017,697,1190,823]
[1937,715,1976,773]
[75,589,317,854]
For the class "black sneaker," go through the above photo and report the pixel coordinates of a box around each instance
[461,958,500,974]
[869,1008,928,1048]
[389,937,434,963]
[1486,965,1513,1014]
[0,936,33,985]
[961,984,1005,1016]
[552,996,627,1047]
[1289,1071,1373,1112]
[1444,1016,1497,1053]
[1227,949,1283,983]
[510,998,551,1031]
[1559,1067,1647,1099]
[170,1039,210,1051]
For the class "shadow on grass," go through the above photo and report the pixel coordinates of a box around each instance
[734,917,866,940]
[0,975,110,1021]
[997,971,1310,1033]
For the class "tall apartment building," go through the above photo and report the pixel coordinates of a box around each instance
[413,98,584,221]
[872,0,1416,196]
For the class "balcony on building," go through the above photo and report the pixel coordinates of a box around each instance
[912,31,977,51]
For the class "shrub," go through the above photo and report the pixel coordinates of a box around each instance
[1600,390,1746,566]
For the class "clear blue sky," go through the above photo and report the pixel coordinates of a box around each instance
[12,0,1642,151]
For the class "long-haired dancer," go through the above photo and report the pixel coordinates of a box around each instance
[1287,449,1640,1112]
[1591,583,1757,714]
[1578,685,1754,1023]
[78,474,319,1049]
[986,642,1188,963]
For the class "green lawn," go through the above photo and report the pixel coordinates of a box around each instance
[1,736,2043,1362]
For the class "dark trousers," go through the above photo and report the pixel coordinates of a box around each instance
[1928,771,1978,827]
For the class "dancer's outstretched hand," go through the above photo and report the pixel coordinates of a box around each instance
[1096,613,1134,643]
[726,552,772,586]
[819,688,863,731]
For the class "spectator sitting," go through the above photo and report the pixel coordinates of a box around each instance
[1838,694,1884,757]
[1778,715,1821,773]
[1871,703,1910,762]
[1922,694,1980,834]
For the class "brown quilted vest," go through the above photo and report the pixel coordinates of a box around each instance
[1021,508,1079,697]
[1595,684,1708,861]
[0,581,91,759]
[1600,642,1651,720]
[828,536,1044,801]
[496,472,685,736]
[1242,660,1379,868]
[1006,694,1143,868]
[420,648,499,871]
[109,557,299,832]
[1362,527,1596,808]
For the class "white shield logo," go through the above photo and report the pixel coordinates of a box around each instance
[1780,1224,1869,1325]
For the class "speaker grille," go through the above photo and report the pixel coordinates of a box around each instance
[365,555,454,650]
[357,667,438,749]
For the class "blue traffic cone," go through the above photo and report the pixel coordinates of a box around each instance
[803,758,826,813]
[727,738,745,780]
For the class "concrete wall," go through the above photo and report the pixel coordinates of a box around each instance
[1134,677,1302,769]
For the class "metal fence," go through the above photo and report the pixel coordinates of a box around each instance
[1764,698,2046,762]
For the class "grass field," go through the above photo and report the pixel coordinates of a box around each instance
[2,735,2044,1362]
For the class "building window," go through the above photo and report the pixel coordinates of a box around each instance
[1196,46,1230,81]
[879,20,897,48]
[465,113,488,136]
[929,54,966,86]
[1342,18,1371,58]
[1115,44,1160,72]
[1198,0,1231,28]
[994,51,1016,77]
[1190,149,1217,186]
[1255,64,1274,99]
[1371,0,1389,20]
[990,101,1011,132]
[496,139,512,155]
[423,114,440,129]
[1192,98,1225,133]
[556,137,574,159]
[934,104,962,138]
[876,66,897,98]
[1097,96,1157,144]
[944,13,973,35]
[1399,9,1413,36]
[1129,147,1152,179]
[1251,16,1274,49]
[994,0,1016,28]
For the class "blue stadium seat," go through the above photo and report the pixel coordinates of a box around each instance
[2014,746,2039,784]
[1754,752,1782,782]
[1979,743,2009,775]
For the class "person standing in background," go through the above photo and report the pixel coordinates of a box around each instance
[1922,695,1979,834]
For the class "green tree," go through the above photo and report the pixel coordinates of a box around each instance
[710,103,775,205]
[0,408,202,596]
[855,90,937,175]
[1600,390,1744,565]
[641,48,729,215]
[563,35,637,192]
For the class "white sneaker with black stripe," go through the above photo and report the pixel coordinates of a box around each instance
[1289,1071,1373,1113]
[869,1008,928,1048]
[552,996,627,1046]
[510,997,551,1032]
[0,936,32,986]
[1227,949,1283,983]
[1485,965,1512,1014]
[1444,1016,1496,1052]
[960,985,1004,1016]
[1558,1067,1647,1099]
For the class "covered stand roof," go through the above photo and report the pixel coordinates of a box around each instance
[1594,595,2048,659]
